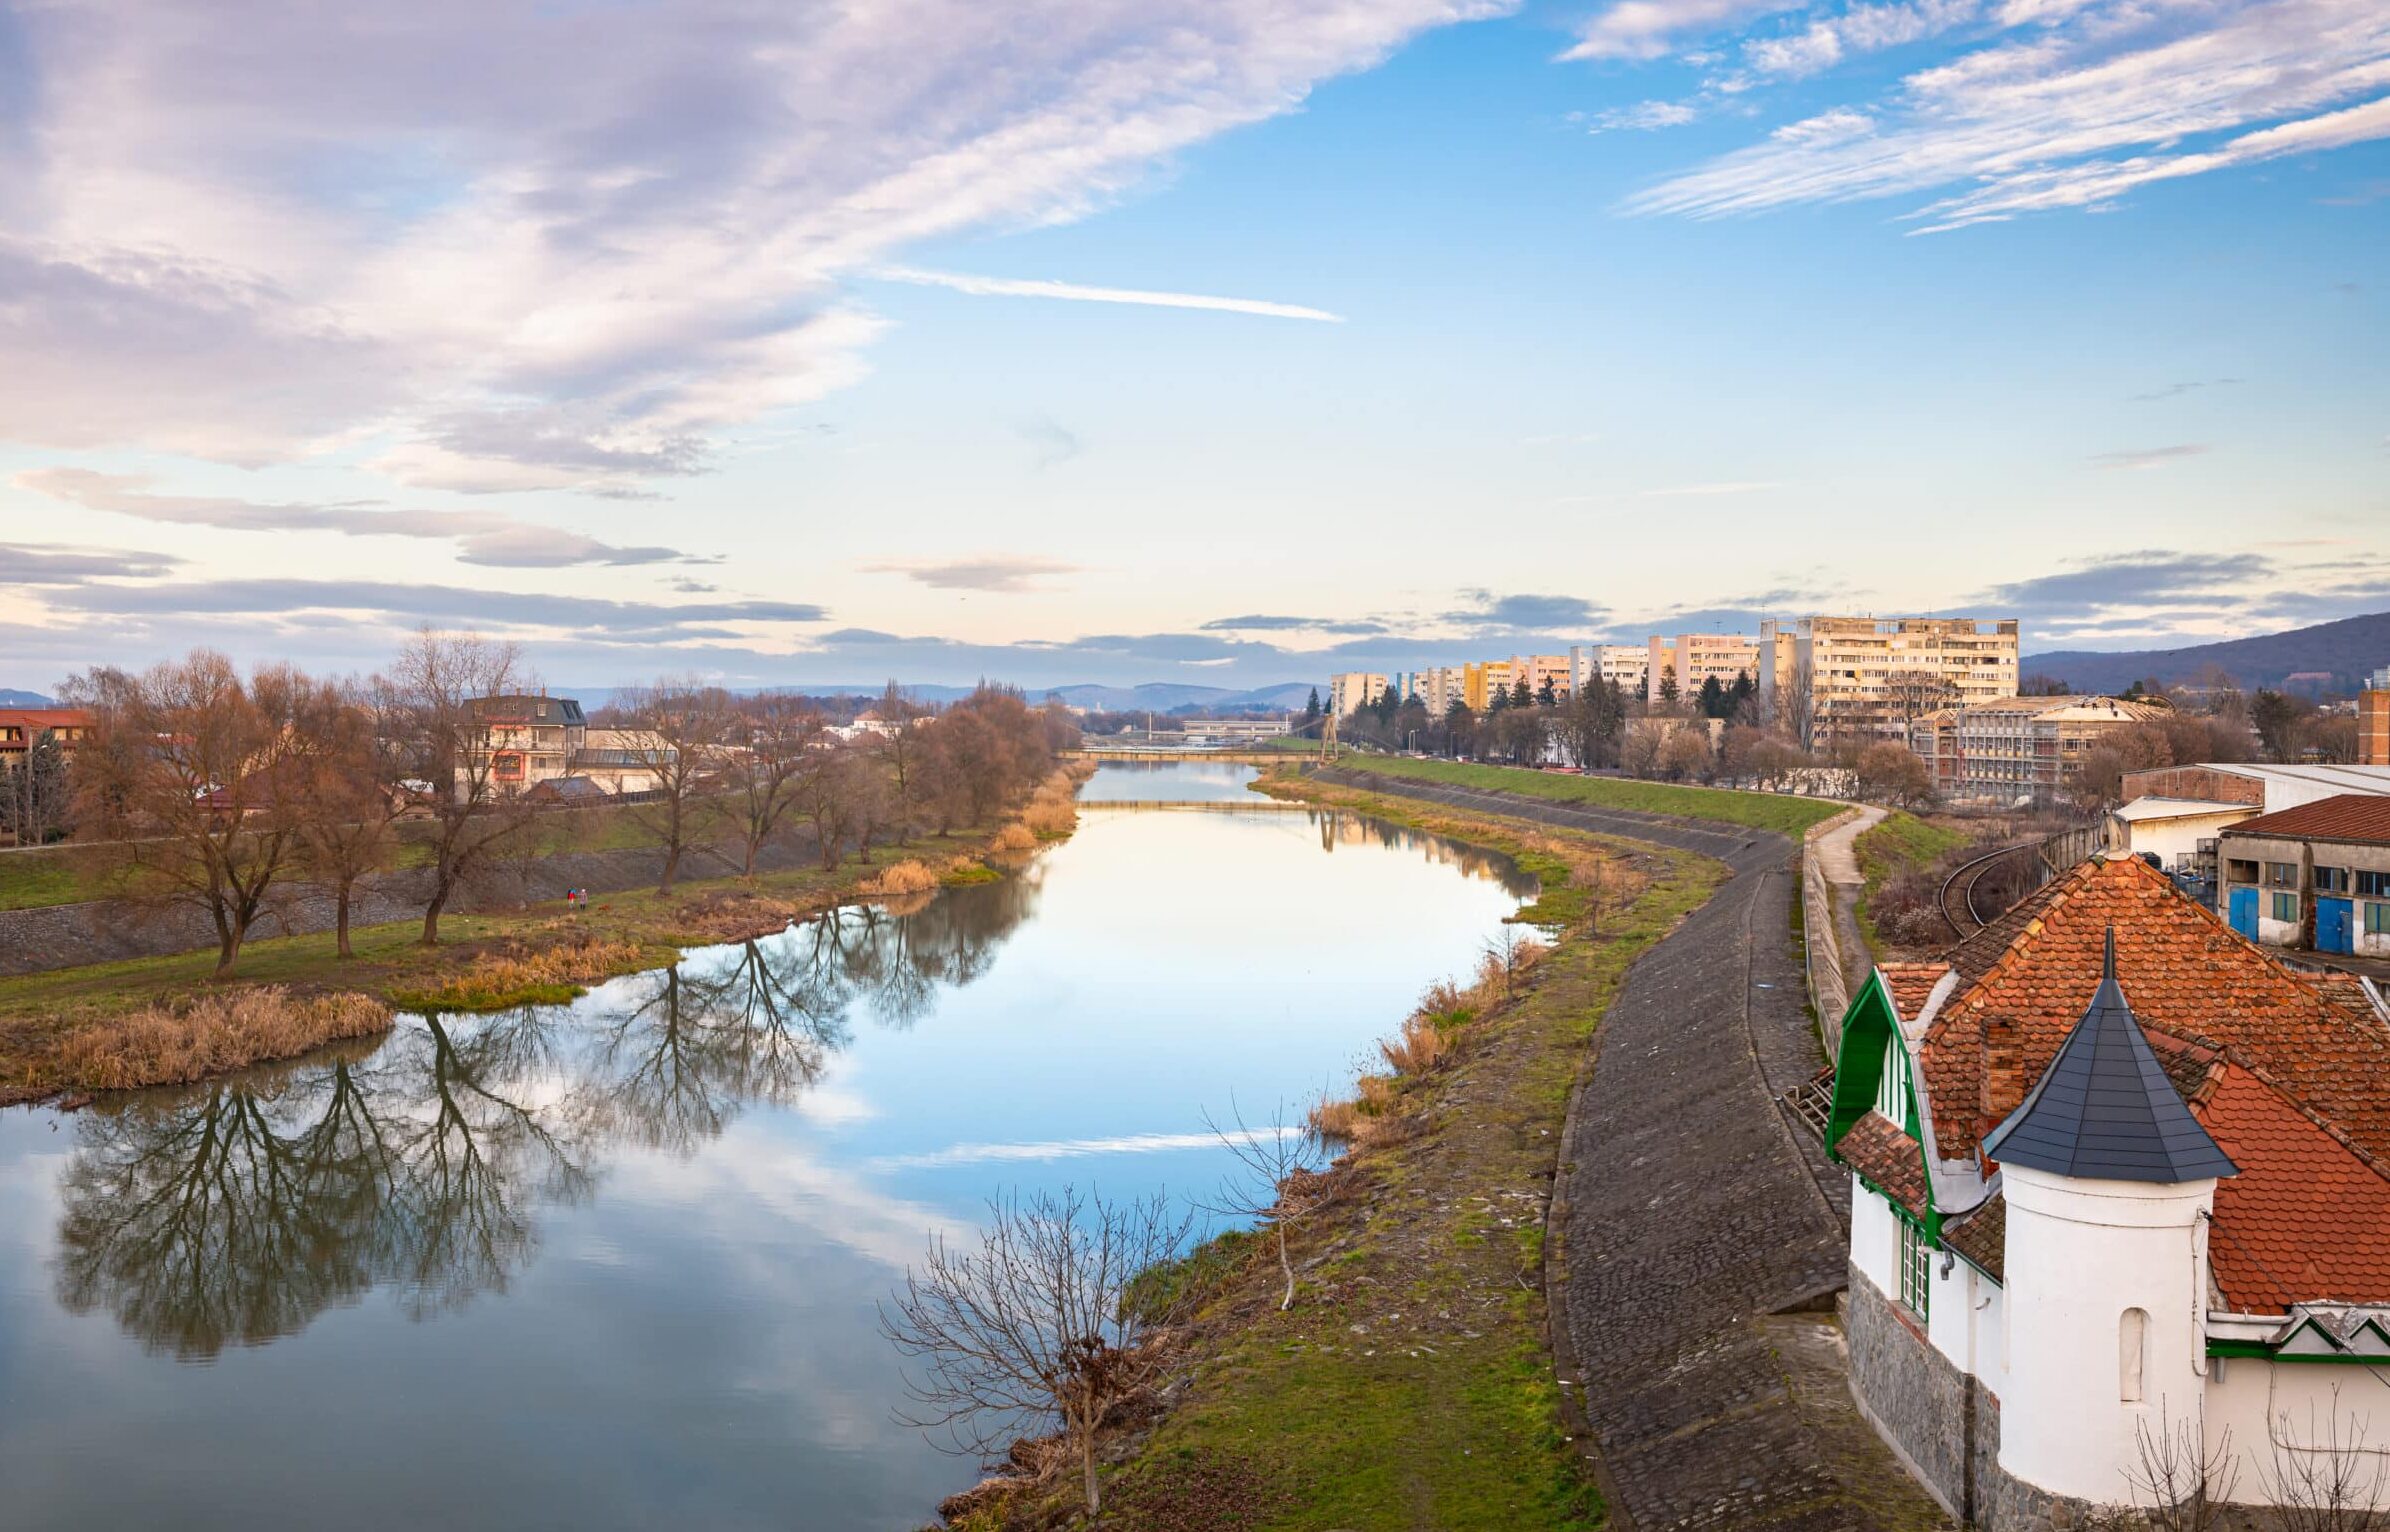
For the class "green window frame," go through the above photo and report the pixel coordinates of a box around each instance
[2266,862,2299,888]
[1897,1215,1932,1321]
[2272,891,2298,923]
[2368,902,2390,936]
[1876,1032,1912,1131]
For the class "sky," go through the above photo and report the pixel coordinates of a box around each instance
[0,0,2384,695]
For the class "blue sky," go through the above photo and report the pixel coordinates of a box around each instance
[0,0,2383,692]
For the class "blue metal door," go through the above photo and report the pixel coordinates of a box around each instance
[2228,886,2259,939]
[2316,896,2354,955]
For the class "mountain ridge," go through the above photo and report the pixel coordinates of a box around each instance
[2024,610,2390,694]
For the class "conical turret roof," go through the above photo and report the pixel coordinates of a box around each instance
[1983,930,2238,1184]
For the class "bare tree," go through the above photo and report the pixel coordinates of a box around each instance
[2127,1404,2239,1532]
[871,681,933,843]
[63,651,314,978]
[613,678,733,894]
[0,725,72,845]
[722,693,826,877]
[2259,1384,2390,1529]
[791,740,869,870]
[881,1186,1196,1516]
[1884,669,1962,734]
[377,629,530,946]
[1201,1098,1336,1312]
[292,677,403,959]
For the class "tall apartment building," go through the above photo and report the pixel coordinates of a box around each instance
[1462,660,1511,711]
[1646,632,1768,705]
[1571,644,1650,697]
[1408,666,1467,715]
[2362,666,2389,766]
[1787,616,2019,745]
[1328,672,1389,718]
[1909,695,2163,803]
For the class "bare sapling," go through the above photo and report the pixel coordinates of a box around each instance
[1200,1096,1336,1312]
[614,677,734,893]
[377,629,534,946]
[2258,1385,2390,1532]
[880,1185,1195,1517]
[2128,1404,2239,1532]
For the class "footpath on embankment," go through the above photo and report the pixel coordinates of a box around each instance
[1312,767,1950,1532]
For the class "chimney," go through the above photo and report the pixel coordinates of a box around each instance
[1983,1012,2023,1142]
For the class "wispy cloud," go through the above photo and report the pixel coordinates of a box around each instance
[1586,99,1702,132]
[2129,379,2239,403]
[875,266,1345,323]
[859,556,1084,594]
[1637,479,1780,496]
[1444,590,1606,633]
[1615,0,2390,230]
[867,1129,1291,1173]
[2087,444,2208,470]
[15,468,695,567]
[0,542,186,586]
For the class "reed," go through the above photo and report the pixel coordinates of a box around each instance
[388,936,651,1012]
[57,987,394,1091]
[870,859,941,895]
[991,823,1039,852]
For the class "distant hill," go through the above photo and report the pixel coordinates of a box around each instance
[0,689,56,708]
[1042,682,1312,714]
[2024,610,2390,694]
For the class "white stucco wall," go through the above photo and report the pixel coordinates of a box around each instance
[1998,1165,2218,1505]
[2206,1356,2390,1511]
[1852,1176,1899,1297]
[1925,1253,2012,1404]
[2118,809,2255,866]
[2257,915,2301,946]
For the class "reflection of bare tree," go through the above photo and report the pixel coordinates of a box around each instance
[55,1013,594,1356]
[53,875,1043,1359]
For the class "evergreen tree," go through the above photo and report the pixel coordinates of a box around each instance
[1304,687,1321,721]
[1511,678,1533,710]
[1537,676,1558,707]
[1658,673,1679,705]
[1696,674,1727,719]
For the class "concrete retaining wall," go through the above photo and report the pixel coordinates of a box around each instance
[1804,808,1860,1054]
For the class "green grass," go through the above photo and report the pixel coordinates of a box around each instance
[0,847,93,911]
[1852,810,1969,955]
[1090,780,1725,1532]
[1325,754,1845,836]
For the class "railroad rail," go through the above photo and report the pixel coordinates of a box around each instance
[1939,842,2037,938]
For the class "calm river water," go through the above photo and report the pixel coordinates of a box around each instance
[0,763,1531,1530]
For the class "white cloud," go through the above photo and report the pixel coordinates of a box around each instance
[874,266,1344,322]
[1589,99,1704,131]
[0,0,1498,493]
[1563,0,1801,61]
[1624,0,2390,225]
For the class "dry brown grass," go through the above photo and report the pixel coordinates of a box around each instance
[388,935,652,1011]
[991,822,1039,852]
[1378,1011,1449,1075]
[1020,797,1078,835]
[869,859,942,895]
[57,987,394,1092]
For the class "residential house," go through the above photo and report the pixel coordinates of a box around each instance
[465,693,587,795]
[0,707,93,767]
[2217,793,2390,957]
[1826,854,2390,1525]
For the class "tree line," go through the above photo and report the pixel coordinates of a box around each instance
[51,631,1077,979]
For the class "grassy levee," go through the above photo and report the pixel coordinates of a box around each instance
[1324,754,1845,837]
[0,766,1096,1105]
[1012,772,1725,1532]
[1852,810,1969,956]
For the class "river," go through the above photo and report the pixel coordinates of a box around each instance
[0,763,1531,1530]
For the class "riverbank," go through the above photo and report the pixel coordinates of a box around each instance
[0,764,1093,1106]
[939,768,1724,1531]
[1313,754,1848,837]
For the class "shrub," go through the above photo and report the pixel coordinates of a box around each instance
[59,987,394,1091]
[1379,1012,1449,1076]
[991,823,1038,852]
[871,859,941,895]
[388,936,650,1011]
[1020,798,1077,836]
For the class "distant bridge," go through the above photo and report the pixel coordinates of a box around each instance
[1074,798,1312,812]
[1063,748,1302,765]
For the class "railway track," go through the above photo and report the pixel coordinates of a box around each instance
[1940,842,2035,937]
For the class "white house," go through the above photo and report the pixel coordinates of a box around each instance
[1826,854,2390,1526]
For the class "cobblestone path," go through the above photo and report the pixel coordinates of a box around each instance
[1316,771,1952,1532]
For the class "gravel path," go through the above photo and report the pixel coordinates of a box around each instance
[1315,770,1949,1532]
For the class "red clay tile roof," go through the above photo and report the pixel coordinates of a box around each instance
[2222,792,2390,846]
[1879,962,1953,1022]
[1919,856,2390,1167]
[2194,1055,2390,1313]
[1940,1196,2005,1280]
[1837,1112,1930,1219]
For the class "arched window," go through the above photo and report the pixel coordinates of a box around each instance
[2120,1308,2148,1402]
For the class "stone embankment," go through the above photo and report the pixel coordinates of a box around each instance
[1313,768,1948,1532]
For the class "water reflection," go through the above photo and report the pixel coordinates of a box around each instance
[55,868,1047,1359]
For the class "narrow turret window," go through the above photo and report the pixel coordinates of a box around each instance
[2120,1308,2148,1402]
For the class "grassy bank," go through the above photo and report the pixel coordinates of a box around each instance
[1321,754,1845,837]
[1852,811,1969,956]
[969,772,1723,1531]
[0,768,1092,1106]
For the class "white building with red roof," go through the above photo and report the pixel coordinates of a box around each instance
[1824,853,2390,1524]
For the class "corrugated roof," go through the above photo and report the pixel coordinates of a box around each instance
[1983,932,2239,1184]
[2222,792,2390,846]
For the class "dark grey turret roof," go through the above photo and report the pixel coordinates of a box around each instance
[1983,929,2239,1184]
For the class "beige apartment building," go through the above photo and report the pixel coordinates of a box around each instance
[1783,616,2019,745]
[1909,695,2163,803]
[1646,633,1776,705]
[1328,672,1389,717]
[1571,644,1650,697]
[2362,666,2389,766]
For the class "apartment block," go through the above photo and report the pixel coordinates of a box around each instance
[1790,615,2019,744]
[1646,632,1766,705]
[1908,695,2163,803]
[2362,665,2389,766]
[1571,644,1650,697]
[1462,660,1510,712]
[1327,672,1389,718]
